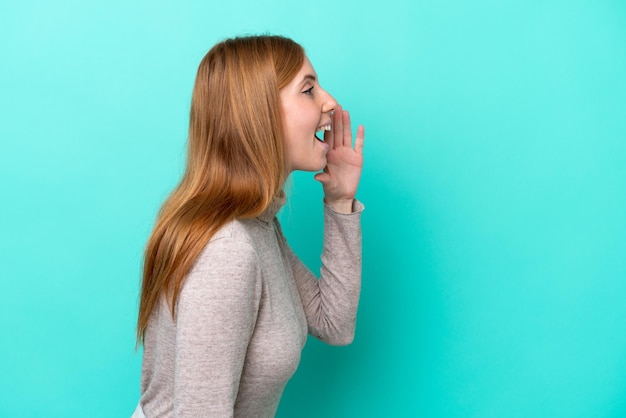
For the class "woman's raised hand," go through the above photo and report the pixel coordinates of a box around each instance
[314,105,365,213]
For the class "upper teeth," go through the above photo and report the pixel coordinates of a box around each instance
[317,124,331,133]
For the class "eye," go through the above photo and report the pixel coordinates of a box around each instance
[303,86,314,96]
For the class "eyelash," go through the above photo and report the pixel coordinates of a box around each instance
[303,86,314,96]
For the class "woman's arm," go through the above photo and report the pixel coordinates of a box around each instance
[284,104,364,345]
[278,200,363,345]
[174,238,262,417]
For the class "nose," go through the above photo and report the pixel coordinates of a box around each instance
[321,88,338,114]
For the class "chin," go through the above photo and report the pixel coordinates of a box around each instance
[294,160,326,173]
[304,164,326,173]
[313,159,327,172]
[289,149,328,172]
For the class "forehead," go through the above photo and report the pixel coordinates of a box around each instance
[286,56,317,87]
[297,56,315,76]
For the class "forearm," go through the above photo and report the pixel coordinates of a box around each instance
[290,200,364,345]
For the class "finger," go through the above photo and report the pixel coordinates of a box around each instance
[342,110,352,148]
[355,125,365,154]
[332,104,343,149]
[314,172,331,184]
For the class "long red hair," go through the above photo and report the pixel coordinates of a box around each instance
[136,36,305,344]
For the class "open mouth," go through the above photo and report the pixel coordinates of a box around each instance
[315,123,331,142]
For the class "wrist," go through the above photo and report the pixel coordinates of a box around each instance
[324,198,354,214]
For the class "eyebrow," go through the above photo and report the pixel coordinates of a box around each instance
[301,74,317,84]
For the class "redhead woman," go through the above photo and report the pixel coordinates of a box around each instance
[132,35,364,418]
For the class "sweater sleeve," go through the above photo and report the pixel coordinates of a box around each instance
[173,237,262,417]
[279,200,364,346]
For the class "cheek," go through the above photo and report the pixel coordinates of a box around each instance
[282,102,318,140]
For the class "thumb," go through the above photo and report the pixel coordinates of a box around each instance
[314,172,330,184]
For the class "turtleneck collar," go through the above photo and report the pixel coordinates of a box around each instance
[256,191,286,224]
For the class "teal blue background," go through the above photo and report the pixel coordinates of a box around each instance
[2,0,625,416]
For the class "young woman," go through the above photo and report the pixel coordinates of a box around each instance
[133,35,365,417]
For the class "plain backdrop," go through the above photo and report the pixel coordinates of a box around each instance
[1,0,625,417]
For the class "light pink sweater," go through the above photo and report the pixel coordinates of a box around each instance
[138,197,363,417]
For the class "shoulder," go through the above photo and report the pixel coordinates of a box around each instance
[177,221,263,313]
[191,220,259,276]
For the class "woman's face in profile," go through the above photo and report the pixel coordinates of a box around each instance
[280,57,338,173]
